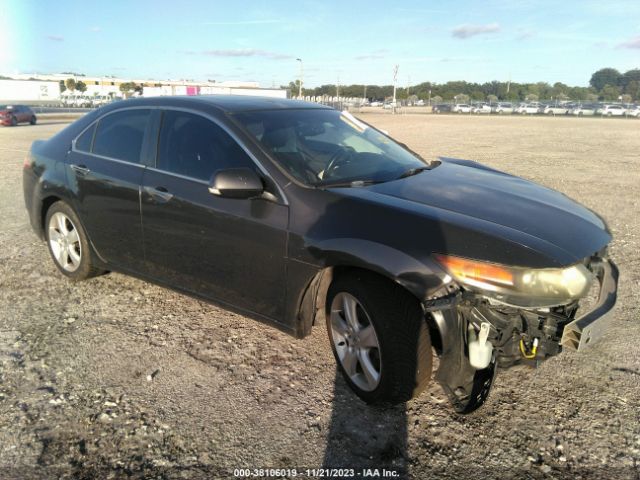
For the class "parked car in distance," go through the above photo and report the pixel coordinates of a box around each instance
[23,96,618,414]
[370,101,383,107]
[492,102,514,114]
[0,104,37,126]
[600,105,627,117]
[90,96,111,108]
[432,104,453,114]
[453,103,472,113]
[571,104,596,116]
[543,105,569,115]
[517,103,540,115]
[472,103,492,114]
[626,105,640,118]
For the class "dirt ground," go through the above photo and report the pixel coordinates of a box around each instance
[0,114,638,479]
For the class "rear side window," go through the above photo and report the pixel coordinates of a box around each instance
[93,109,150,163]
[157,110,254,181]
[75,123,96,152]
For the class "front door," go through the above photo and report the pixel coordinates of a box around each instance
[140,109,288,321]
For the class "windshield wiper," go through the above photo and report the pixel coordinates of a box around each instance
[396,166,430,180]
[315,179,382,188]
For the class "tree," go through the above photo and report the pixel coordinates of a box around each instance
[431,95,442,104]
[487,94,498,104]
[65,78,76,92]
[625,80,639,101]
[59,80,66,93]
[600,84,621,101]
[586,93,599,102]
[621,69,640,88]
[525,93,539,102]
[76,81,87,93]
[454,93,469,103]
[621,94,632,104]
[119,82,143,97]
[589,68,621,91]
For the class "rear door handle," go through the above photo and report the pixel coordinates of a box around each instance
[144,186,174,203]
[70,164,90,176]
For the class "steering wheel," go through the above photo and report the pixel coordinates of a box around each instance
[324,147,355,179]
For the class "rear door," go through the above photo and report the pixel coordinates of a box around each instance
[67,108,154,270]
[140,109,288,320]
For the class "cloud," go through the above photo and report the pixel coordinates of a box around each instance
[46,35,64,42]
[202,49,293,59]
[618,35,640,49]
[452,23,500,39]
[200,19,281,26]
[516,28,536,40]
[354,54,385,60]
[90,26,101,32]
[354,49,389,60]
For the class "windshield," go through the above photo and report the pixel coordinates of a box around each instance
[233,109,429,187]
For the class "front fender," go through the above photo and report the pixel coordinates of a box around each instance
[311,237,448,301]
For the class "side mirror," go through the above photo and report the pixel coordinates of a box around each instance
[209,168,264,199]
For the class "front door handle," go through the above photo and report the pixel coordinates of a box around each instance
[70,164,90,176]
[144,186,174,203]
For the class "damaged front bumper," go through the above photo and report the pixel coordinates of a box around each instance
[560,257,619,351]
[425,255,619,414]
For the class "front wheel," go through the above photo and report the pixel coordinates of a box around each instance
[326,272,432,405]
[45,201,102,281]
[10,115,17,126]
[30,116,37,125]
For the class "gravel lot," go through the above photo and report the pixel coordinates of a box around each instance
[1,115,638,479]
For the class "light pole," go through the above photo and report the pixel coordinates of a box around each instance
[392,65,399,114]
[296,58,303,99]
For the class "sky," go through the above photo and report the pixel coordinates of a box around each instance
[2,0,639,88]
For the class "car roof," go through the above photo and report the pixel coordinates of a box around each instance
[106,95,330,113]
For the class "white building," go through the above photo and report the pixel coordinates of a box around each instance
[0,73,286,102]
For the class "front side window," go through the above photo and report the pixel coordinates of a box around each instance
[234,108,428,186]
[92,109,150,163]
[157,110,254,181]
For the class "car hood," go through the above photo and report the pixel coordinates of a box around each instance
[359,158,611,264]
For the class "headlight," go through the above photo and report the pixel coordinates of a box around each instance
[434,254,594,308]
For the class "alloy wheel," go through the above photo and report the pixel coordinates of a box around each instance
[48,212,82,272]
[330,292,382,391]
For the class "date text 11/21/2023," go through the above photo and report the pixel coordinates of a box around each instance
[233,467,400,477]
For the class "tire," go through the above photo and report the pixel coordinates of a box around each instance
[45,201,102,281]
[30,116,37,125]
[607,112,612,117]
[326,271,432,405]
[10,115,17,126]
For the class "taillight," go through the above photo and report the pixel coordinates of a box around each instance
[23,154,32,169]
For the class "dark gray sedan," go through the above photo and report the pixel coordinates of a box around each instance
[23,96,618,413]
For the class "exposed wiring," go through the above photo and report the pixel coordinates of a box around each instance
[520,337,539,359]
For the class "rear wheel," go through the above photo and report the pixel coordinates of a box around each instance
[10,115,17,126]
[30,116,37,125]
[326,272,432,405]
[45,201,102,281]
